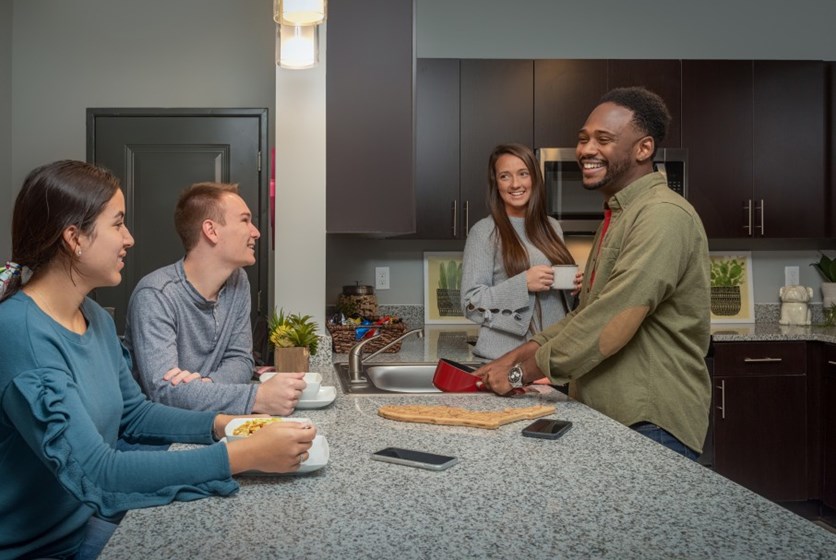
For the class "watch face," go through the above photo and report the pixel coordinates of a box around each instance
[508,365,523,386]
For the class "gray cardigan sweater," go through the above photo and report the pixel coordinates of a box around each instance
[124,259,256,413]
[461,216,569,360]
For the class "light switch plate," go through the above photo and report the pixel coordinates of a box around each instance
[375,267,390,290]
[785,266,799,286]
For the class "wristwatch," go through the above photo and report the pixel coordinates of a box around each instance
[507,363,525,389]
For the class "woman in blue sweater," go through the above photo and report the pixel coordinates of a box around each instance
[0,160,315,559]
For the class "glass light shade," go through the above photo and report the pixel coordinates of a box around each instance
[277,24,319,70]
[274,0,327,26]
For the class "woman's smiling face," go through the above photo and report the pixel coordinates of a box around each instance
[495,153,532,218]
[76,189,134,290]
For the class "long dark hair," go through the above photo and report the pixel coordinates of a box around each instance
[487,144,574,277]
[1,160,121,302]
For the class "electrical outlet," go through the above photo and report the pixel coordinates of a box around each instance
[785,266,800,286]
[375,267,390,290]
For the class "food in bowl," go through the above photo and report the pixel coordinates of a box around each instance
[231,418,283,437]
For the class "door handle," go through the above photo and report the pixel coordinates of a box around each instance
[755,199,765,236]
[463,200,470,238]
[716,379,725,420]
[743,199,752,236]
[743,357,782,363]
[451,200,457,238]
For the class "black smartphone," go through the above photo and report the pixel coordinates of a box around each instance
[521,418,573,440]
[371,447,459,471]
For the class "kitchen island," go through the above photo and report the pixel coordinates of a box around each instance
[101,329,836,560]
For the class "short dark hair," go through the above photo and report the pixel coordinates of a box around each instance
[174,182,239,252]
[3,160,121,302]
[599,86,671,153]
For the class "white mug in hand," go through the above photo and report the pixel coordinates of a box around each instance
[301,372,323,400]
[551,265,579,290]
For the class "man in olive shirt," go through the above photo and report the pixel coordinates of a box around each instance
[476,87,711,459]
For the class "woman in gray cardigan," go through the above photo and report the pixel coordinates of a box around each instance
[461,144,578,360]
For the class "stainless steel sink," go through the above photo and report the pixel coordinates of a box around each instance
[333,362,481,395]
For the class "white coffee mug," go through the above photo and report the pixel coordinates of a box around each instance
[552,265,579,290]
[301,372,323,400]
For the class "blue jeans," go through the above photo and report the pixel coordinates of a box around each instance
[74,515,120,560]
[631,422,699,461]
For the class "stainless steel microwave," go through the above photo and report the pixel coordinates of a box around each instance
[536,147,688,234]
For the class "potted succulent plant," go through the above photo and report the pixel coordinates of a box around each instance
[436,260,463,316]
[710,258,745,316]
[810,252,836,310]
[268,309,319,372]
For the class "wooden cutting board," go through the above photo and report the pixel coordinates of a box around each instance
[378,404,556,430]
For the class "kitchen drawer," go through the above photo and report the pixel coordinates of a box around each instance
[714,342,807,376]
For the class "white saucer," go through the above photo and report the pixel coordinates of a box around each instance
[296,386,337,409]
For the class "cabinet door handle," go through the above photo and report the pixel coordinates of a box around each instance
[755,199,765,236]
[743,357,782,363]
[451,200,457,238]
[828,360,836,366]
[743,199,752,236]
[464,200,470,238]
[716,379,725,420]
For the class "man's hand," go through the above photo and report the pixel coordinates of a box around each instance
[252,371,306,416]
[163,367,204,386]
[473,341,541,396]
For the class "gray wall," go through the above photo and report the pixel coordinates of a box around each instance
[0,0,12,262]
[3,0,275,256]
[326,0,836,308]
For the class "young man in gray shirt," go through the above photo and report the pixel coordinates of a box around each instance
[125,183,305,415]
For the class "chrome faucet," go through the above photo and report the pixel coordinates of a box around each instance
[347,327,424,383]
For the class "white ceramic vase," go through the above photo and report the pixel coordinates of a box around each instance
[821,282,836,309]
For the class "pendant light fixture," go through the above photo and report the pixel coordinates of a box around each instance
[274,0,327,26]
[276,24,319,70]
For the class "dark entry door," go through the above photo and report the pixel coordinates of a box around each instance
[87,108,268,332]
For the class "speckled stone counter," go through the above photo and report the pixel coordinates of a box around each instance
[711,322,836,343]
[101,323,836,559]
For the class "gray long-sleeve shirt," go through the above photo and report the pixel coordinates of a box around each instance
[124,259,256,413]
[461,216,569,360]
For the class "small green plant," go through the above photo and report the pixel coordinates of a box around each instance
[268,308,319,356]
[438,260,462,290]
[810,253,836,282]
[710,258,745,287]
[823,304,836,327]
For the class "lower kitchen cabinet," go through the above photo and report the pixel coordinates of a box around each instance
[713,342,808,502]
[823,344,836,508]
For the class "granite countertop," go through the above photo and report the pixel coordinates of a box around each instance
[101,322,836,559]
[710,322,836,343]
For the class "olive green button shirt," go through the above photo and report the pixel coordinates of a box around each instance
[532,172,711,453]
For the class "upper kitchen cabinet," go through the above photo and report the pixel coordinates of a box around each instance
[683,60,754,238]
[753,60,826,239]
[459,59,534,237]
[684,60,827,239]
[607,60,682,148]
[326,0,415,235]
[410,58,461,239]
[534,60,607,148]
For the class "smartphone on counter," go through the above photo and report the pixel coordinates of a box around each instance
[371,447,459,471]
[521,418,573,440]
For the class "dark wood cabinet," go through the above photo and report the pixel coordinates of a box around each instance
[459,59,533,237]
[713,342,808,502]
[412,58,533,239]
[753,61,827,239]
[682,60,754,238]
[823,344,836,508]
[411,59,460,239]
[683,60,827,239]
[326,0,415,235]
[534,59,607,148]
[607,59,682,148]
